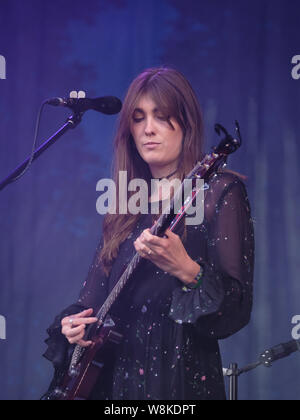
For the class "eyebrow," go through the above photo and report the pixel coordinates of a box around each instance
[133,107,161,113]
[132,107,175,130]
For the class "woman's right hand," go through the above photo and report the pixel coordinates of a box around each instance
[61,308,98,348]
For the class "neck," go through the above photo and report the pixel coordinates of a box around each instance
[148,166,181,203]
[155,168,178,181]
[149,163,179,180]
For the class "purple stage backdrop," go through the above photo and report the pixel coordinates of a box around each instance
[0,0,300,400]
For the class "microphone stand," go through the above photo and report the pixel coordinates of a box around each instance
[223,338,300,400]
[223,361,261,401]
[0,111,83,192]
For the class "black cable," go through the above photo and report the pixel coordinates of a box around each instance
[10,99,48,183]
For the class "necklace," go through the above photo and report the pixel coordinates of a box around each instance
[155,168,178,181]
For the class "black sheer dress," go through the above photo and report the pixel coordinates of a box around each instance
[43,172,254,400]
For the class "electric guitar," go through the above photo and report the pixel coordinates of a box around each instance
[45,121,242,400]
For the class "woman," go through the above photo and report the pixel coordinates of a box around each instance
[43,67,254,400]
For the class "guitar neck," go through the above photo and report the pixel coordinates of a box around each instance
[94,142,233,323]
[95,251,142,322]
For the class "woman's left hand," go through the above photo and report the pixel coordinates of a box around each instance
[134,228,200,286]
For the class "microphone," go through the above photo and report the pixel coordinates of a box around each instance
[259,339,300,367]
[46,93,122,115]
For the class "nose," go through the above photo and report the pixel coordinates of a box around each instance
[144,116,155,136]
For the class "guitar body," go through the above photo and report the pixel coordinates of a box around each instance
[47,315,123,400]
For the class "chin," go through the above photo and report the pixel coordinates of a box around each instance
[144,158,166,168]
[140,154,162,165]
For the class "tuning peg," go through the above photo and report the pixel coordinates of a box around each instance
[214,123,229,137]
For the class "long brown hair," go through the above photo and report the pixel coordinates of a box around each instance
[99,67,205,276]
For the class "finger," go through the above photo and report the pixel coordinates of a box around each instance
[62,323,78,336]
[165,229,182,244]
[134,237,147,252]
[65,324,86,338]
[164,228,179,239]
[70,317,98,327]
[73,308,94,318]
[134,239,153,258]
[61,316,97,328]
[62,316,77,327]
[66,327,88,344]
[142,229,168,247]
[61,309,94,327]
[77,339,92,348]
[68,330,86,344]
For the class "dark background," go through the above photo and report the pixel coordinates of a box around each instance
[0,0,300,400]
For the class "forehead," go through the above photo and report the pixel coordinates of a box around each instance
[133,94,160,112]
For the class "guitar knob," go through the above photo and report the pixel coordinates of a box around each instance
[52,388,68,399]
[69,364,80,378]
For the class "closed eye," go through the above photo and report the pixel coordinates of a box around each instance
[132,116,144,123]
[132,115,169,123]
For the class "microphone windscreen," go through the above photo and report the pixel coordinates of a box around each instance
[92,96,122,115]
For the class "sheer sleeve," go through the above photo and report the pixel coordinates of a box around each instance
[43,236,108,369]
[169,173,255,339]
[77,237,109,310]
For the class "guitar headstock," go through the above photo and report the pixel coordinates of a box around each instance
[214,120,242,155]
[188,120,242,181]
